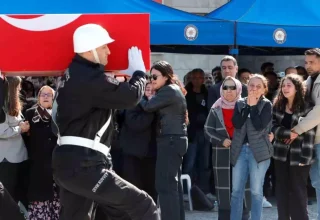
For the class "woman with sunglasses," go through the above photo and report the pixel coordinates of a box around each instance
[140,61,188,220]
[204,76,250,220]
[24,86,60,219]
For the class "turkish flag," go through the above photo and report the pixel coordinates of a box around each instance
[0,14,150,76]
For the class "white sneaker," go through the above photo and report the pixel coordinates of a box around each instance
[262,196,272,208]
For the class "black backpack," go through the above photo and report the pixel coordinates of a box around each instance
[190,185,214,211]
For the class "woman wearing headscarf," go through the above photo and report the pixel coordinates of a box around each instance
[204,76,250,220]
[24,85,60,219]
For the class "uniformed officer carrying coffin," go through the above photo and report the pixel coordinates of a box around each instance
[51,24,159,220]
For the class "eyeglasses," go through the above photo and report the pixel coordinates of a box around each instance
[40,93,53,98]
[222,85,236,90]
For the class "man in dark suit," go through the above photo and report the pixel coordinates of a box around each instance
[207,56,248,110]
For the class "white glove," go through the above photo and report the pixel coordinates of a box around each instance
[0,70,3,80]
[121,46,146,76]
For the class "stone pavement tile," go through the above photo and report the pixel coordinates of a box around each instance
[185,197,319,220]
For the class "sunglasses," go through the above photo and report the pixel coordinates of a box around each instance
[150,75,159,81]
[222,85,236,90]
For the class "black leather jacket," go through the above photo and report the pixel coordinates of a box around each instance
[140,84,187,136]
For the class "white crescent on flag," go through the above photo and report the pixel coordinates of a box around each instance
[0,14,82,31]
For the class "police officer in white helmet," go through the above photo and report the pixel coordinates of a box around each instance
[51,24,159,220]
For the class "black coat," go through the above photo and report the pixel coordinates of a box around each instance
[25,107,58,201]
[185,83,208,141]
[120,98,157,158]
[140,84,187,136]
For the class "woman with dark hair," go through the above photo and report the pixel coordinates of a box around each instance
[0,76,29,201]
[271,74,315,220]
[0,75,26,220]
[140,61,188,220]
[121,82,158,202]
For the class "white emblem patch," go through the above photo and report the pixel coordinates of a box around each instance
[107,76,119,85]
[273,28,287,44]
[184,24,198,41]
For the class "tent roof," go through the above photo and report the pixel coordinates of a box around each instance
[0,0,234,45]
[207,0,320,48]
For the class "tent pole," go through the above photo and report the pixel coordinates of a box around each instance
[233,21,239,61]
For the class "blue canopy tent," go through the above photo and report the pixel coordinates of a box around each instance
[207,0,320,55]
[0,0,234,47]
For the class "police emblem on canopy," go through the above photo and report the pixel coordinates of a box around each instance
[184,25,198,41]
[273,28,287,44]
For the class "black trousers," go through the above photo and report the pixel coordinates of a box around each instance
[156,135,188,220]
[53,162,159,220]
[16,160,30,208]
[122,154,157,202]
[274,159,310,220]
[0,182,25,220]
[0,162,20,202]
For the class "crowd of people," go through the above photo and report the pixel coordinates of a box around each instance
[1,23,320,220]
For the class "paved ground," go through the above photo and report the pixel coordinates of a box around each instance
[185,197,318,220]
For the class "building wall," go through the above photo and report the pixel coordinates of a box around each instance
[162,0,228,14]
[151,52,225,80]
[151,53,305,80]
[238,56,305,73]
